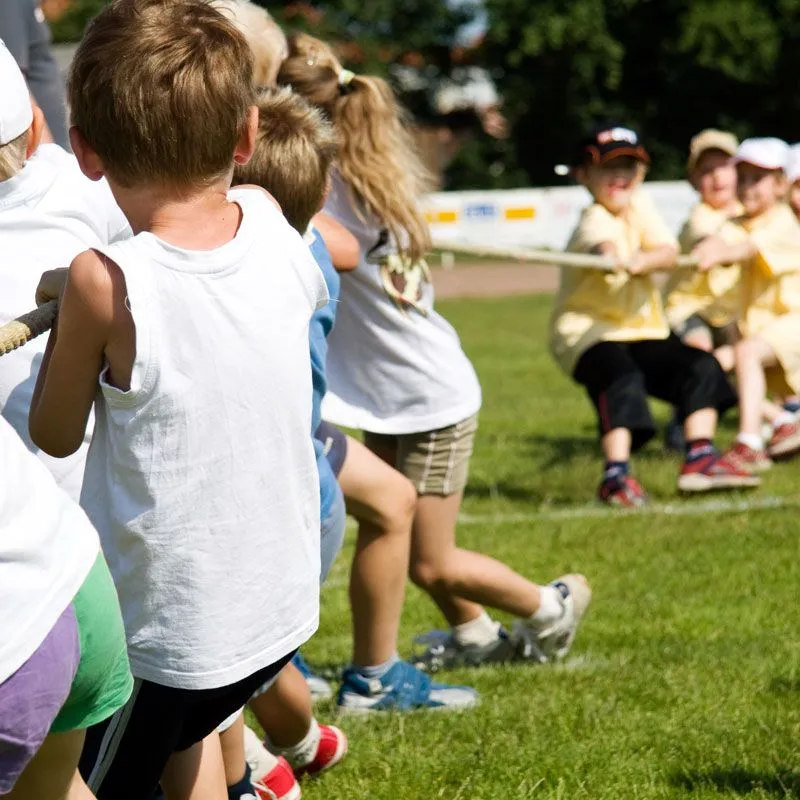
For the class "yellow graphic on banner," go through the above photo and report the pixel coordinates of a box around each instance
[426,210,459,224]
[504,207,536,220]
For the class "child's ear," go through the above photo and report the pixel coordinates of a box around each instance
[26,105,46,158]
[234,106,259,166]
[318,172,332,212]
[69,127,106,181]
[573,166,587,185]
[775,173,789,198]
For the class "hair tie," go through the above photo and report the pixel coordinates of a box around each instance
[338,69,356,90]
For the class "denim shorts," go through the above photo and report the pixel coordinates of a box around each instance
[320,482,346,584]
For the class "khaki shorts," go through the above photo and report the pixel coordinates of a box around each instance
[364,414,478,496]
[757,314,800,396]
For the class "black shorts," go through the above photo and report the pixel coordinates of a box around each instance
[79,651,295,800]
[573,336,737,452]
[315,420,348,477]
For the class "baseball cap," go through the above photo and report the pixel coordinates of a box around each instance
[571,123,650,168]
[733,137,789,171]
[786,143,800,184]
[686,129,738,173]
[0,40,33,146]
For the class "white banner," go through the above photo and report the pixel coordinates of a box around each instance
[424,181,698,251]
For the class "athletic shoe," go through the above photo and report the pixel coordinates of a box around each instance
[513,574,591,663]
[292,652,332,700]
[724,441,772,473]
[768,420,800,460]
[337,659,478,712]
[412,626,516,672]
[252,757,301,800]
[597,474,647,507]
[291,724,348,778]
[677,451,761,492]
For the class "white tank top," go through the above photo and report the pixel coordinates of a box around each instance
[81,188,327,690]
[0,416,99,683]
[321,172,482,434]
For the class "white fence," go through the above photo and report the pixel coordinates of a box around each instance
[424,181,698,251]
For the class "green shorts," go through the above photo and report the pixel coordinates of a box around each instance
[364,414,478,496]
[51,554,133,733]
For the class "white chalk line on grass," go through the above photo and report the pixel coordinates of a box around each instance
[457,493,799,525]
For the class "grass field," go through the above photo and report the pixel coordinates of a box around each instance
[252,294,800,800]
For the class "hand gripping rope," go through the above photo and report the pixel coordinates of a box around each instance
[0,300,58,357]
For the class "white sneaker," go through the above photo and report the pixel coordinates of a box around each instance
[514,574,591,662]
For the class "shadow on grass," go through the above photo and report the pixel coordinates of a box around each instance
[769,676,800,694]
[670,766,800,796]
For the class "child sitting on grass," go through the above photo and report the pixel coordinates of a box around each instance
[692,138,800,468]
[550,123,754,507]
[29,1,327,797]
[666,129,742,372]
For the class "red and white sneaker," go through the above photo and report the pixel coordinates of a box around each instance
[724,441,772,473]
[597,474,647,508]
[253,757,301,800]
[292,724,348,778]
[768,420,800,460]
[677,451,761,492]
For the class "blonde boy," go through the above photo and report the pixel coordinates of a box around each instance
[29,1,327,798]
[550,123,752,506]
[666,130,744,367]
[693,138,800,467]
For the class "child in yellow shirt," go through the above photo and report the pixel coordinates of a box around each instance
[550,123,754,506]
[692,138,800,468]
[666,130,743,369]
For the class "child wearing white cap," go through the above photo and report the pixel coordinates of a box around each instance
[0,38,129,501]
[692,137,800,468]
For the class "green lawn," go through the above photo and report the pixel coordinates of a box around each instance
[254,295,800,799]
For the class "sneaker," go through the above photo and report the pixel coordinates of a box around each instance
[677,450,761,492]
[337,659,478,712]
[513,574,591,663]
[412,626,516,672]
[597,474,647,507]
[252,757,301,800]
[724,441,772,473]
[768,420,800,460]
[291,724,348,778]
[292,652,332,700]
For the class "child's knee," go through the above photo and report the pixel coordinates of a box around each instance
[409,559,447,593]
[374,473,417,534]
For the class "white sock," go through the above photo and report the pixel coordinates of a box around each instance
[528,586,564,629]
[243,724,279,779]
[268,717,320,770]
[773,411,795,429]
[737,432,764,451]
[452,612,502,647]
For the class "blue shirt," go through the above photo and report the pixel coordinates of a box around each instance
[308,229,341,520]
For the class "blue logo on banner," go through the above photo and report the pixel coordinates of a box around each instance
[465,203,498,220]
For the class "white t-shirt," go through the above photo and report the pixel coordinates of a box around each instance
[321,172,481,434]
[0,144,130,500]
[81,188,327,690]
[0,416,99,683]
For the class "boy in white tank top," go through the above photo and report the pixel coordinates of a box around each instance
[28,2,327,798]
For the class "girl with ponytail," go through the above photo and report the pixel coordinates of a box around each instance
[280,35,592,677]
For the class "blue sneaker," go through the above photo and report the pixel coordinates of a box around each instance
[336,659,478,713]
[292,652,333,700]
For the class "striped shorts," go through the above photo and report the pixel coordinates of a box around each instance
[364,414,478,496]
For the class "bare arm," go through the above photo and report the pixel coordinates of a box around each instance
[30,250,130,457]
[312,212,359,271]
[691,235,758,272]
[627,244,679,275]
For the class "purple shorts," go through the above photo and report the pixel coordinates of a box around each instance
[0,604,80,794]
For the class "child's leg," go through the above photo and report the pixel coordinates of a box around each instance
[736,336,776,436]
[160,734,226,800]
[337,435,418,666]
[249,665,311,748]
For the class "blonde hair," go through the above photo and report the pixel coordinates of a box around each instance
[0,132,28,181]
[213,0,287,88]
[278,33,434,262]
[233,87,337,233]
[68,0,254,189]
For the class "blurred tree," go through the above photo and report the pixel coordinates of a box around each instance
[49,0,106,41]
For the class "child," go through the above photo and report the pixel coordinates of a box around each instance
[0,416,132,800]
[666,129,742,369]
[550,123,753,505]
[787,143,800,219]
[0,39,128,502]
[692,138,800,466]
[29,2,327,798]
[279,34,591,675]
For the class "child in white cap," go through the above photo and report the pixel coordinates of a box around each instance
[0,38,128,501]
[692,137,800,468]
